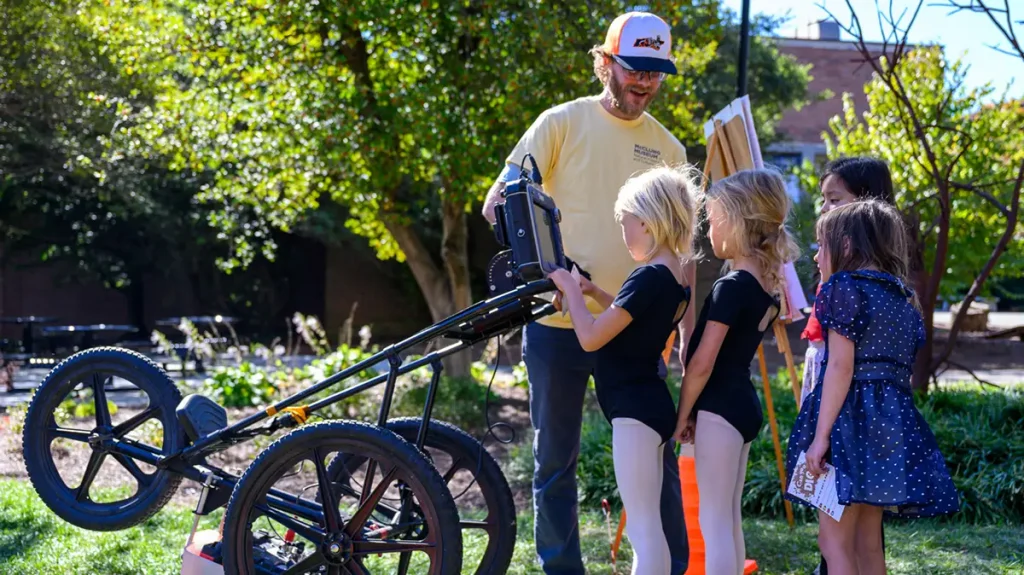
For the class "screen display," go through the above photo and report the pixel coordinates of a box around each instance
[533,201,558,269]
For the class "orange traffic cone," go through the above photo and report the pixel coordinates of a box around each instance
[679,445,758,575]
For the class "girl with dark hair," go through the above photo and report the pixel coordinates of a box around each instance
[800,156,897,403]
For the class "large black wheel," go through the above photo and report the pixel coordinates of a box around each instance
[326,418,517,575]
[21,347,186,531]
[222,420,463,575]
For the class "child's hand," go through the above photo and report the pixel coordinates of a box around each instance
[806,436,829,477]
[548,268,580,296]
[673,417,694,444]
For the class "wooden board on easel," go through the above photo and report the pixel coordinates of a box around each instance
[701,96,806,528]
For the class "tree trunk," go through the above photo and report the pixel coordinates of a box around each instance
[439,194,474,378]
[908,215,932,392]
[912,186,952,393]
[383,207,475,379]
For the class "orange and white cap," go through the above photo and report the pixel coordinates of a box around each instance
[601,12,677,75]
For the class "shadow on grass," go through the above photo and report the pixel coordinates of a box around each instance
[0,512,53,562]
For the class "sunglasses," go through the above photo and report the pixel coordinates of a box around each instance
[610,54,666,82]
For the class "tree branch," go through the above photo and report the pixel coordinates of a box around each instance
[932,158,1024,370]
[949,181,1011,217]
[935,0,1024,62]
[940,359,1001,388]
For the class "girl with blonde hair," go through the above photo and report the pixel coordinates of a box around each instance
[548,164,699,575]
[673,168,800,575]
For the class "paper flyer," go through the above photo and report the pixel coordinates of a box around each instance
[787,450,845,522]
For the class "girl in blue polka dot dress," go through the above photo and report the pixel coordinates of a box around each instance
[786,199,959,574]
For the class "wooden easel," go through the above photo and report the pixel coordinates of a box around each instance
[703,119,799,527]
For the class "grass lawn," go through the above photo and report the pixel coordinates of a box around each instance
[1,479,1021,574]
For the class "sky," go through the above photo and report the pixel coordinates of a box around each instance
[721,0,1023,101]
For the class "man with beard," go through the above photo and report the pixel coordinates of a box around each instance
[482,11,693,575]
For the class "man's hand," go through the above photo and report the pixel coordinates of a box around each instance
[482,180,506,224]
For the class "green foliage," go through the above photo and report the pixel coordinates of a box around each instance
[918,385,1024,524]
[302,344,382,383]
[813,47,1024,302]
[58,398,120,422]
[79,0,811,272]
[0,0,218,307]
[576,410,619,507]
[200,361,279,408]
[393,375,493,434]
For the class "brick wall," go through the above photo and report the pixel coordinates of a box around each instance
[773,40,896,145]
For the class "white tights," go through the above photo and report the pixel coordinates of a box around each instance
[694,410,751,575]
[612,418,671,575]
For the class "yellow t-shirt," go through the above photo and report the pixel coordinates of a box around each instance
[503,95,688,329]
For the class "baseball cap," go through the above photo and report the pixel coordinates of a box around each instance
[601,12,677,75]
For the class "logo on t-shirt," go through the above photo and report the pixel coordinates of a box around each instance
[634,144,663,165]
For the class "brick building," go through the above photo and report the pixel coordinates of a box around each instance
[762,19,899,185]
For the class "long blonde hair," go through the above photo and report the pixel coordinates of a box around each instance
[705,169,800,295]
[614,164,701,263]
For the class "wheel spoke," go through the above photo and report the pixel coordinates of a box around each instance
[92,373,111,428]
[255,502,325,544]
[345,464,397,538]
[76,451,105,502]
[112,452,153,489]
[441,458,464,484]
[459,519,490,530]
[335,482,402,518]
[48,426,92,442]
[351,539,435,555]
[359,460,378,506]
[396,550,412,575]
[282,551,326,575]
[313,447,342,533]
[328,567,342,575]
[344,558,370,575]
[111,406,160,438]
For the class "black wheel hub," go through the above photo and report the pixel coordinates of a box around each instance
[87,426,113,449]
[322,532,353,565]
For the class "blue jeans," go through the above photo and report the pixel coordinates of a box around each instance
[523,322,688,575]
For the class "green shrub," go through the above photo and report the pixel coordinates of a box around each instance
[201,361,278,408]
[393,373,494,434]
[916,384,1024,524]
[576,409,618,507]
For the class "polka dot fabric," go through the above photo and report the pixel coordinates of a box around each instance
[786,270,960,518]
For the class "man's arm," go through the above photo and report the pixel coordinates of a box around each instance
[482,179,507,225]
